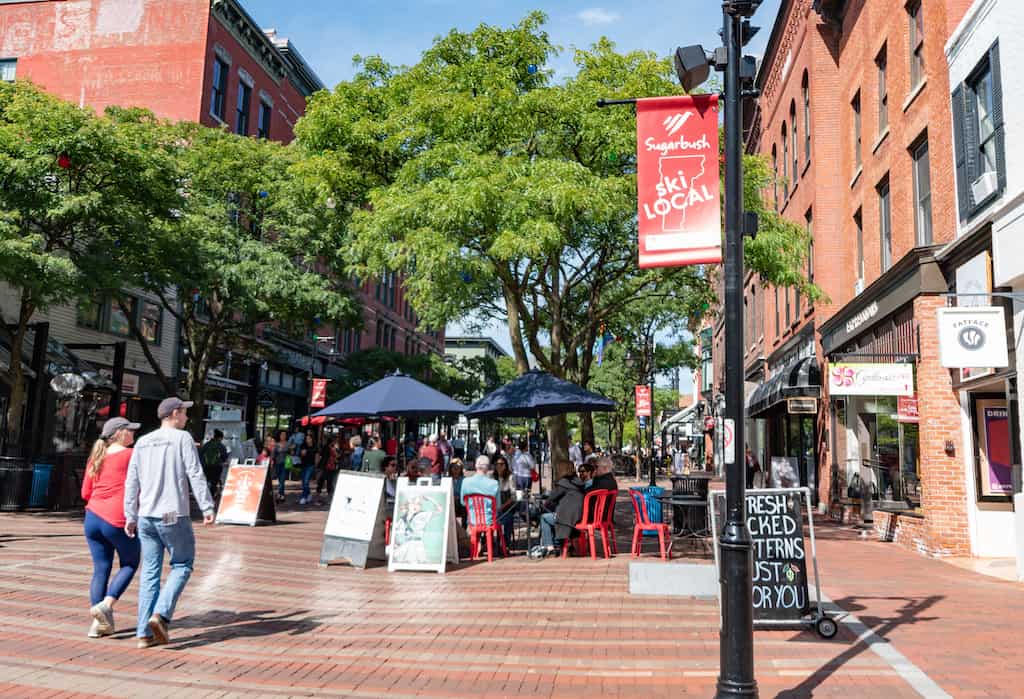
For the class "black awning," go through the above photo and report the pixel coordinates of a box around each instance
[747,357,821,417]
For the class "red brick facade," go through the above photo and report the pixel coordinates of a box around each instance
[1,0,442,358]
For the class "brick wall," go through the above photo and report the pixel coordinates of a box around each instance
[914,294,971,555]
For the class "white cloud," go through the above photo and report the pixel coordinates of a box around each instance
[577,7,620,26]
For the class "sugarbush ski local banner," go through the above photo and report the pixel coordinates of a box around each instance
[635,95,721,268]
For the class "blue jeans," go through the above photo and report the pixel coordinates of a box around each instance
[515,475,532,493]
[276,461,287,496]
[301,465,315,500]
[136,516,195,638]
[83,510,140,605]
[497,508,516,546]
[540,512,558,547]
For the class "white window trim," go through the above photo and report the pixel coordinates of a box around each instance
[258,89,274,108]
[213,43,233,65]
[238,67,255,88]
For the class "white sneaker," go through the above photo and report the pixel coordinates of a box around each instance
[87,618,112,638]
[90,601,114,635]
[299,496,307,505]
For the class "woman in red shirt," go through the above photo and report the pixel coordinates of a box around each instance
[81,417,141,639]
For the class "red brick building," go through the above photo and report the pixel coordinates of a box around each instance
[1,0,443,440]
[740,0,983,556]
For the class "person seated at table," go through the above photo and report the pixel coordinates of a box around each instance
[461,456,511,550]
[491,455,518,543]
[531,461,592,559]
[589,455,618,493]
[448,459,467,521]
[383,457,398,504]
[406,457,430,484]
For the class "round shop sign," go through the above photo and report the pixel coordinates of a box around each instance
[957,325,986,351]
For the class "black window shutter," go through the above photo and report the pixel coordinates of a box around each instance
[989,40,1006,195]
[951,85,970,222]
[963,80,980,214]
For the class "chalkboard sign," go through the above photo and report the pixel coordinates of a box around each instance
[712,488,811,622]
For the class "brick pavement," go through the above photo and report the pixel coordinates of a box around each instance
[0,484,1020,698]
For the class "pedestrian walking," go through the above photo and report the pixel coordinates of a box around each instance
[298,433,317,505]
[315,435,342,505]
[511,439,537,492]
[124,397,215,649]
[81,417,142,639]
[199,429,229,499]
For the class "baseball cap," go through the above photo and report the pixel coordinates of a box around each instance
[101,417,141,439]
[157,397,194,419]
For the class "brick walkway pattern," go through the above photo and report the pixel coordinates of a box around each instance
[0,484,1021,698]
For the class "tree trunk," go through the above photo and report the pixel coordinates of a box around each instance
[580,412,595,446]
[185,337,211,443]
[546,413,571,482]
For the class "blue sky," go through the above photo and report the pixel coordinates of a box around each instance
[244,1,782,89]
[241,1,782,388]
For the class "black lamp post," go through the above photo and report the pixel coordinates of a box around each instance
[675,1,761,697]
[625,338,657,487]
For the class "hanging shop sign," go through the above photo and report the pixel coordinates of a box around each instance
[635,95,721,268]
[787,398,817,414]
[310,378,329,408]
[936,306,1008,370]
[897,396,920,423]
[635,385,653,417]
[828,362,913,397]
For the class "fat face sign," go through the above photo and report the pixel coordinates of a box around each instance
[937,306,1009,369]
[635,95,721,268]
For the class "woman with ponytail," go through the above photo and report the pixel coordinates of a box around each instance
[80,417,141,638]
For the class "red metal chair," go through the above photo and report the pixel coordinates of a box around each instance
[630,488,669,560]
[599,490,619,556]
[561,489,613,559]
[463,494,507,562]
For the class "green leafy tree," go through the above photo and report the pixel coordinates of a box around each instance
[0,82,179,446]
[117,122,359,437]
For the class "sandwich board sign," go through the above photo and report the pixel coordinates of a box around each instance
[319,472,389,569]
[216,459,276,526]
[388,477,459,574]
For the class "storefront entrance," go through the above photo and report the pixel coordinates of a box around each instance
[767,413,817,497]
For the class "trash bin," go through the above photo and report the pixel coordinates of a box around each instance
[29,463,54,509]
[0,456,33,512]
[632,485,664,536]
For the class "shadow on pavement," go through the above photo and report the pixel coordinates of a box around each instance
[775,594,944,697]
[168,608,324,649]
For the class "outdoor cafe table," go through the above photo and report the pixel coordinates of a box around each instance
[657,493,712,554]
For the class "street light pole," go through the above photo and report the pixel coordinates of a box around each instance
[648,338,657,487]
[717,3,757,697]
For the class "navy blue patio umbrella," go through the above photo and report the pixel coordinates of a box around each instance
[463,369,616,420]
[313,371,468,420]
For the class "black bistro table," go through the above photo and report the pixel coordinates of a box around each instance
[659,473,714,553]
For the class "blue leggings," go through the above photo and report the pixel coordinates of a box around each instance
[84,510,141,606]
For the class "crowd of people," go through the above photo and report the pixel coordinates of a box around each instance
[78,408,623,645]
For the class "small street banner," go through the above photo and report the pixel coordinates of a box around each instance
[936,306,1009,369]
[828,362,913,397]
[635,385,652,417]
[897,396,920,423]
[635,94,721,268]
[310,378,329,408]
[216,460,276,526]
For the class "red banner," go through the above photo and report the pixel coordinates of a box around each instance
[635,385,652,417]
[310,378,329,408]
[636,94,721,268]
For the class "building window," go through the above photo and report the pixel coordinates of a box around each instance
[781,123,789,202]
[236,81,252,135]
[700,328,713,394]
[852,91,862,169]
[139,300,162,344]
[876,45,888,132]
[375,321,383,347]
[0,59,16,82]
[806,208,814,302]
[953,41,1004,220]
[878,178,892,272]
[854,209,864,286]
[774,286,780,336]
[784,280,791,327]
[210,58,228,121]
[257,101,272,138]
[908,1,925,90]
[912,138,932,245]
[77,297,103,331]
[771,146,779,210]
[790,103,798,185]
[802,71,810,163]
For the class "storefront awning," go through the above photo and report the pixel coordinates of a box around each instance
[747,357,821,418]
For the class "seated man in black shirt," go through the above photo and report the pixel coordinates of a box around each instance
[589,455,618,494]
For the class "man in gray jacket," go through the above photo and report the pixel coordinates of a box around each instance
[124,397,215,648]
